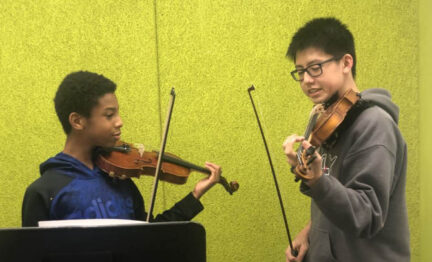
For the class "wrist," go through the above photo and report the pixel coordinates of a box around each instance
[192,189,202,200]
[304,171,323,187]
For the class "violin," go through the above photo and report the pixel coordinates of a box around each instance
[95,141,239,195]
[294,88,359,181]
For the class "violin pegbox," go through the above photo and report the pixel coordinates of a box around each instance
[310,104,325,117]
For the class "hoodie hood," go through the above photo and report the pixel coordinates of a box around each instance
[361,88,399,124]
[39,152,95,178]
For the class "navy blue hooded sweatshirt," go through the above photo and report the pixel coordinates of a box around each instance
[22,153,203,227]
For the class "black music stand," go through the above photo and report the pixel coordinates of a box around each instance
[0,221,206,262]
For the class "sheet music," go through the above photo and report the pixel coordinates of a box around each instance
[38,219,148,228]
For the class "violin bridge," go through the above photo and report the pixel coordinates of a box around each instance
[134,143,145,157]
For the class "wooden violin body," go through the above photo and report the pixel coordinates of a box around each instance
[96,141,239,195]
[294,89,359,180]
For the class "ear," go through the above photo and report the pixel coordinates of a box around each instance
[342,54,354,75]
[69,112,86,131]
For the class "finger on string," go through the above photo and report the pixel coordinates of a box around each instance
[283,135,304,147]
[205,162,216,170]
[305,146,316,156]
[205,162,220,169]
[306,155,317,165]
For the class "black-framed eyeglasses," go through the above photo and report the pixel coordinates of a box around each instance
[290,56,341,81]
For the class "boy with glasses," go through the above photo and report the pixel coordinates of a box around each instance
[283,18,409,262]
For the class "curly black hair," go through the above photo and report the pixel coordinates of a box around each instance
[287,17,357,79]
[54,71,117,134]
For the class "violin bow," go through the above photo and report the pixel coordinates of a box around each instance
[247,85,298,256]
[146,88,176,222]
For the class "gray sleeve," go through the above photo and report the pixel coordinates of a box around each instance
[303,107,402,238]
[307,145,395,238]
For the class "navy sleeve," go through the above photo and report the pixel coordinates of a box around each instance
[22,172,73,227]
[22,184,50,227]
[152,192,204,222]
[132,185,204,222]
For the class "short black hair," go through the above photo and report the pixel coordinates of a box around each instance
[287,17,356,78]
[54,71,117,134]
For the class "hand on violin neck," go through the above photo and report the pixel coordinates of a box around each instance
[282,135,305,166]
[192,162,222,199]
[300,141,323,187]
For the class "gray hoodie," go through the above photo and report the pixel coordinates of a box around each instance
[301,88,410,262]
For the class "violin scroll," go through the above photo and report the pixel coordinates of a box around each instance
[219,177,239,195]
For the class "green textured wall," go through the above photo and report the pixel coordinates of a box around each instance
[0,1,421,261]
[420,0,431,261]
